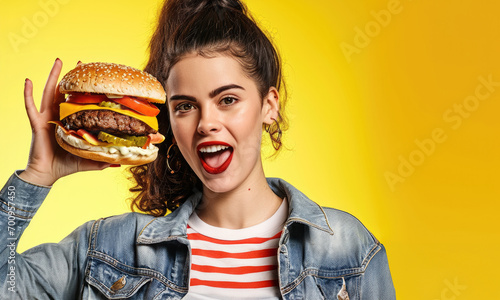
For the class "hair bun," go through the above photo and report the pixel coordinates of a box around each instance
[188,0,245,14]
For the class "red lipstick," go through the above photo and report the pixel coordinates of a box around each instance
[197,141,233,174]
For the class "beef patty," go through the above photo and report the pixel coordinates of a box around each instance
[62,110,157,136]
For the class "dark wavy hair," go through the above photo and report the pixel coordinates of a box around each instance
[128,0,288,216]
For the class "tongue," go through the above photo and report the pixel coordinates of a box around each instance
[202,149,232,168]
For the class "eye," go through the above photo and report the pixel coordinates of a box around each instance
[175,102,195,112]
[220,97,237,106]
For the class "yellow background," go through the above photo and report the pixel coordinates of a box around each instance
[1,0,498,298]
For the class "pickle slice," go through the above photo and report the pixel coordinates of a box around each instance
[122,135,149,146]
[98,101,121,109]
[97,131,148,147]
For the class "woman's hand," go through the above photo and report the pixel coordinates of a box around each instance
[19,58,114,186]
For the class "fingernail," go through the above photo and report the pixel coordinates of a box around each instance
[77,60,82,65]
[55,57,60,62]
[25,78,28,82]
[110,164,121,168]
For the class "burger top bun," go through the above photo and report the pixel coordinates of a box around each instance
[59,62,166,104]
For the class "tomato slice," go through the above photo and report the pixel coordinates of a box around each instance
[66,93,107,104]
[141,133,165,149]
[66,93,160,117]
[112,96,160,117]
[149,132,165,144]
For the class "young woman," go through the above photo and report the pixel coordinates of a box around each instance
[0,0,396,299]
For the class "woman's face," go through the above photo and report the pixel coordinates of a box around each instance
[166,53,278,193]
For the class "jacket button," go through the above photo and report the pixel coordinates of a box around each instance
[110,275,127,292]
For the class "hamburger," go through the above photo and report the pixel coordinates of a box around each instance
[51,62,166,165]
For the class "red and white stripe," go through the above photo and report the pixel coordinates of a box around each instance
[185,200,287,299]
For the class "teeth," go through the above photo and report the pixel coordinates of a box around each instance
[199,145,229,153]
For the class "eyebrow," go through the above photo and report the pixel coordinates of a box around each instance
[209,84,245,98]
[169,84,245,102]
[169,94,196,102]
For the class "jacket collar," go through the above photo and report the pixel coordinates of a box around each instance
[267,178,334,235]
[136,178,333,244]
[136,191,201,244]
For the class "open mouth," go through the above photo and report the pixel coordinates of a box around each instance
[197,142,234,174]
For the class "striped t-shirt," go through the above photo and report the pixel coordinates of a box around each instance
[184,199,288,299]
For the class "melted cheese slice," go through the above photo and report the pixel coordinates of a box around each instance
[59,103,158,131]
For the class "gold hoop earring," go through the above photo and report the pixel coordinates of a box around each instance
[275,118,282,137]
[166,143,181,174]
[266,118,282,150]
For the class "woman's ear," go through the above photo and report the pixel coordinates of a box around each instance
[262,87,280,125]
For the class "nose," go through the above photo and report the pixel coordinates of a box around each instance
[197,107,222,135]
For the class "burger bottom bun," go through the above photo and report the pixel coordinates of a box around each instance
[55,130,158,165]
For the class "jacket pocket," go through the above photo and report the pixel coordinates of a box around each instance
[316,275,358,300]
[85,256,155,299]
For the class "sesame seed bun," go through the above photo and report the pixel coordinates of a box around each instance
[58,62,166,103]
[55,62,165,166]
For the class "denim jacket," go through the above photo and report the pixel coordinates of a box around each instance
[0,171,396,299]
